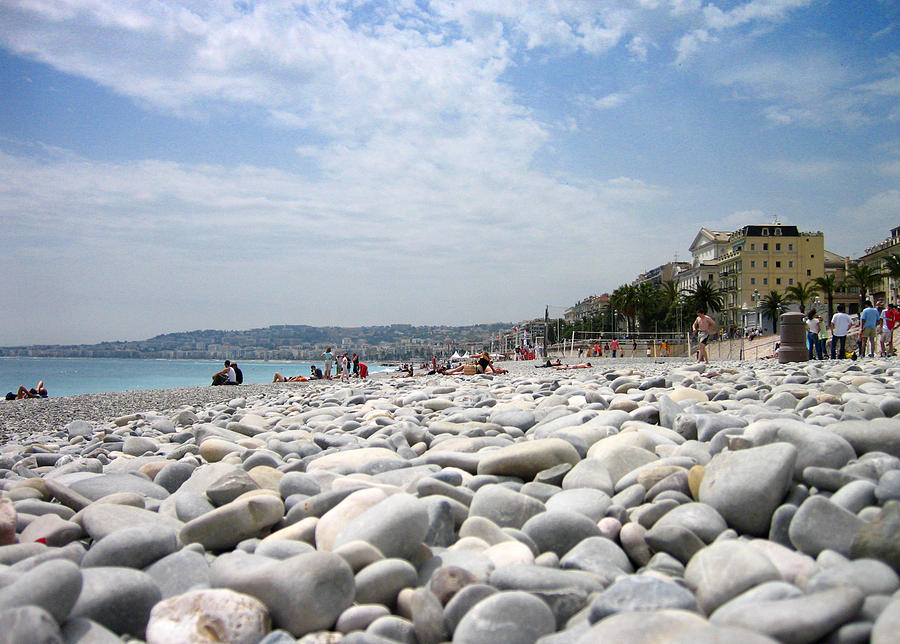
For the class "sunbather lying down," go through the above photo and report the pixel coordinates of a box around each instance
[536,359,563,368]
[5,381,48,400]
[443,353,508,375]
[272,372,308,382]
[553,362,592,370]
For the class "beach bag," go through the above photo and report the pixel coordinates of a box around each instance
[463,364,477,375]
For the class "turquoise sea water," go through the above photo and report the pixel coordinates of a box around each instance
[0,357,389,398]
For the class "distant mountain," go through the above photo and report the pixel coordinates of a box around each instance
[0,322,515,361]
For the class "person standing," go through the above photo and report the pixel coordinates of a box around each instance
[806,310,823,360]
[830,304,852,359]
[321,347,334,379]
[860,301,880,357]
[692,310,717,364]
[884,304,900,356]
[817,314,828,359]
[610,339,618,358]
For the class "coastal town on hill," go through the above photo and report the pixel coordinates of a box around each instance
[3,223,900,363]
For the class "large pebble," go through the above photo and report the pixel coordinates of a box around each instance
[477,438,581,480]
[453,590,555,644]
[180,494,284,551]
[146,588,270,644]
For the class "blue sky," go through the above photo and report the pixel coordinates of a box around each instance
[1,0,899,345]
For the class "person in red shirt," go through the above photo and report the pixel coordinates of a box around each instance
[884,303,900,356]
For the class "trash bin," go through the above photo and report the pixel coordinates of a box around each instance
[779,312,807,363]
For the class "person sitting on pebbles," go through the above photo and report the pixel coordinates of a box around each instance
[5,381,48,400]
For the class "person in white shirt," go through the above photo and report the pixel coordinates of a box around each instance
[830,304,852,359]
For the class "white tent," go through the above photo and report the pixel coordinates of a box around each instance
[450,351,462,362]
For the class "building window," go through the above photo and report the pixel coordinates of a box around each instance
[789,261,793,268]
[807,269,811,276]
[789,278,794,285]
[763,278,768,285]
[776,278,782,285]
[750,260,755,268]
[775,228,782,236]
[763,243,769,250]
[810,254,815,259]
[763,261,768,268]
[776,261,781,268]
[750,243,755,250]
[763,228,770,236]
[751,277,756,285]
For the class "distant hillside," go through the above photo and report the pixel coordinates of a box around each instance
[0,322,514,361]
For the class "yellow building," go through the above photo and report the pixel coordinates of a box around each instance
[858,226,900,305]
[709,225,825,331]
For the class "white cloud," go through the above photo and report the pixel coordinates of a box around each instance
[762,159,843,180]
[878,160,900,177]
[674,28,716,64]
[594,91,632,110]
[833,190,900,256]
[702,0,814,31]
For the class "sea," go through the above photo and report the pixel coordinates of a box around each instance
[0,357,391,398]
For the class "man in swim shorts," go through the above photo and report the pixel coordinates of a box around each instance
[692,310,717,364]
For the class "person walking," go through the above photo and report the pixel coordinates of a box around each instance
[692,310,717,364]
[321,347,334,379]
[860,301,880,358]
[817,314,828,359]
[806,310,823,360]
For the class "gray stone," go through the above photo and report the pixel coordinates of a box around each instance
[69,473,169,501]
[144,548,211,598]
[354,558,418,607]
[443,583,497,634]
[828,418,900,457]
[452,590,555,644]
[489,564,606,595]
[790,496,865,557]
[69,567,162,637]
[561,460,615,495]
[806,558,899,595]
[851,501,900,572]
[684,540,782,614]
[367,615,416,643]
[875,470,900,503]
[337,604,392,633]
[698,442,797,536]
[645,523,707,564]
[545,488,611,521]
[80,503,183,541]
[477,438,581,481]
[180,494,284,551]
[332,493,428,561]
[871,595,900,644]
[588,575,698,621]
[830,480,878,514]
[559,536,632,581]
[650,502,728,543]
[174,491,216,522]
[710,587,865,644]
[410,587,448,644]
[81,524,178,569]
[60,617,122,644]
[468,485,546,529]
[206,469,261,506]
[154,462,197,494]
[522,510,601,557]
[0,605,63,644]
[19,514,82,547]
[210,550,355,637]
[0,559,82,623]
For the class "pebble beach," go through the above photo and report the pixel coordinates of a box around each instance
[1,358,899,644]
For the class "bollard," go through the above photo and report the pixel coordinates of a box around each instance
[779,312,808,363]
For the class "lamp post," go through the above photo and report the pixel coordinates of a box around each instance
[751,289,761,332]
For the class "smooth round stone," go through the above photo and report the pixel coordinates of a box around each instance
[69,473,169,501]
[0,605,63,644]
[805,558,900,596]
[710,587,864,643]
[588,575,698,622]
[619,522,651,567]
[316,488,390,553]
[453,590,555,644]
[180,494,284,551]
[545,488,611,521]
[644,523,707,564]
[13,499,74,521]
[337,604,392,633]
[483,540,535,568]
[81,524,178,569]
[66,420,95,437]
[199,438,244,462]
[408,587,448,644]
[489,409,536,431]
[650,502,728,543]
[685,540,782,614]
[278,472,322,498]
[747,540,816,585]
[355,558,418,606]
[60,617,122,644]
[588,444,659,485]
[827,418,900,458]
[429,565,477,604]
[443,583,497,634]
[875,470,900,503]
[468,485,546,529]
[872,595,900,644]
[522,510,602,558]
[175,491,215,522]
[306,447,403,472]
[459,516,515,546]
[0,499,17,546]
[367,615,417,643]
[69,567,162,637]
[561,459,615,495]
[830,480,878,513]
[210,551,355,637]
[476,438,581,481]
[80,503,183,541]
[146,588,270,644]
[153,462,196,493]
[698,442,797,537]
[851,501,900,571]
[559,536,632,579]
[144,548,211,599]
[789,496,865,557]
[124,436,159,456]
[19,513,82,547]
[332,540,385,573]
[575,609,778,644]
[333,493,429,561]
[206,469,261,506]
[254,539,315,559]
[489,563,606,595]
[0,559,82,622]
[247,465,284,490]
[669,387,709,403]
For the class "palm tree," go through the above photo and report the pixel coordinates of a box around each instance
[661,280,680,305]
[684,279,724,316]
[847,263,884,308]
[760,291,789,333]
[881,253,900,302]
[635,282,662,331]
[785,280,820,314]
[812,273,841,322]
[610,284,638,333]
